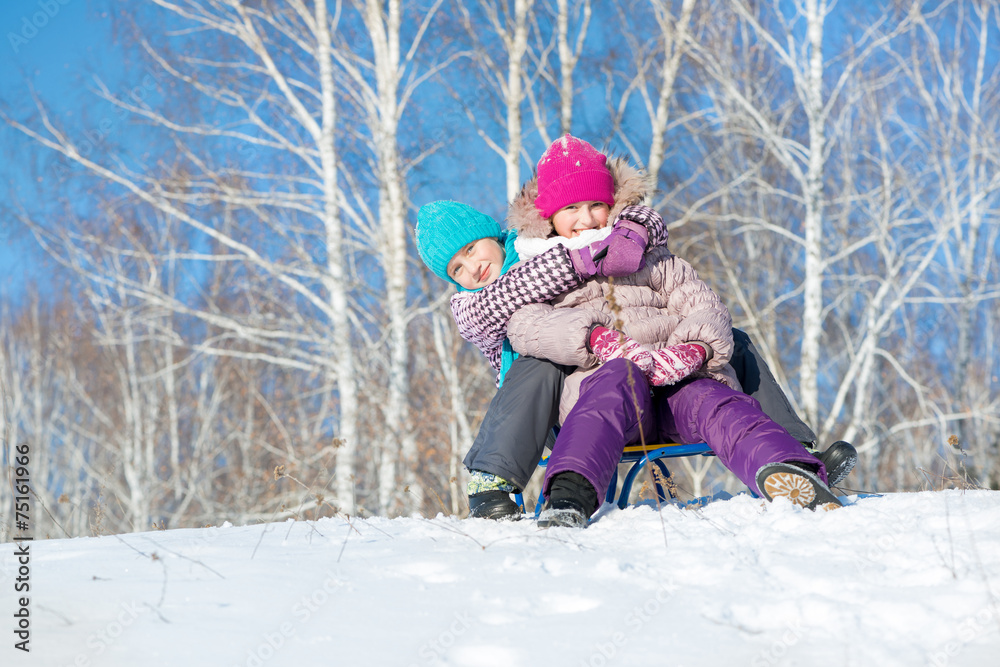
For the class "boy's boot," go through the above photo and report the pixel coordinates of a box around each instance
[468,491,521,520]
[804,441,857,487]
[756,462,842,511]
[818,441,857,487]
[537,472,598,529]
[467,470,521,521]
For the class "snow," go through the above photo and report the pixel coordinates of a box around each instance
[4,490,1000,667]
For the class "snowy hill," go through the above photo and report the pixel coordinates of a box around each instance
[3,490,1000,667]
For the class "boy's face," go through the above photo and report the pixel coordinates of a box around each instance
[446,238,505,290]
[551,201,611,238]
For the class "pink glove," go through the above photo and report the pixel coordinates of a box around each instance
[600,205,665,275]
[646,343,708,386]
[597,219,648,277]
[569,219,649,279]
[588,326,654,372]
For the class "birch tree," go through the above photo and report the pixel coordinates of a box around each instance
[687,1,909,429]
[5,0,367,513]
[456,0,537,200]
[879,0,1000,483]
[1,304,25,541]
[428,304,476,515]
[333,0,452,515]
[552,0,591,135]
[817,88,958,479]
[696,0,833,429]
[612,0,698,182]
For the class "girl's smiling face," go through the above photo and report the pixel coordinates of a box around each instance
[446,238,505,290]
[551,201,611,238]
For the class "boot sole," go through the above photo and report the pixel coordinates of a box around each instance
[469,506,522,521]
[820,441,858,487]
[537,508,588,529]
[475,511,522,521]
[826,453,857,487]
[759,469,842,511]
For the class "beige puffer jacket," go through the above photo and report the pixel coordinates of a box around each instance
[506,158,741,424]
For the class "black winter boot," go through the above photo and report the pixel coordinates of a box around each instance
[756,462,843,511]
[468,491,521,521]
[537,472,599,529]
[816,441,857,487]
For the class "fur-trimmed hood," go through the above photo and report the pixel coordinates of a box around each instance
[507,157,653,239]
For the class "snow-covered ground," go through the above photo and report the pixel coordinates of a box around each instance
[3,490,1000,667]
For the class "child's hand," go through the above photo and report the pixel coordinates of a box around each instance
[568,221,648,279]
[599,219,648,276]
[645,343,708,386]
[590,328,709,387]
[614,205,662,231]
[588,326,654,374]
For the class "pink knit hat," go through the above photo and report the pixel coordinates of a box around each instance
[534,134,615,219]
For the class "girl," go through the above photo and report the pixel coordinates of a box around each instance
[504,134,842,527]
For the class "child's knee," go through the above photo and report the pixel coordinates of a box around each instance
[716,389,763,413]
[692,378,763,411]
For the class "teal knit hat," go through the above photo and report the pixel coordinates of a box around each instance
[416,200,504,285]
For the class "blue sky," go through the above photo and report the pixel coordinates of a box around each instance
[1,0,121,304]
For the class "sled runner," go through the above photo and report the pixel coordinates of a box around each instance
[515,441,715,516]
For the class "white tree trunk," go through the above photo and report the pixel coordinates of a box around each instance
[505,0,532,201]
[646,0,696,180]
[360,0,419,515]
[0,316,21,540]
[313,0,358,516]
[798,0,827,430]
[430,307,474,516]
[119,305,151,531]
[556,0,574,134]
[555,0,590,135]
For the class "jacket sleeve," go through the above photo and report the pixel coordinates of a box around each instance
[506,303,614,368]
[648,253,734,370]
[449,244,583,356]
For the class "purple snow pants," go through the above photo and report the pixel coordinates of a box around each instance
[543,359,826,505]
